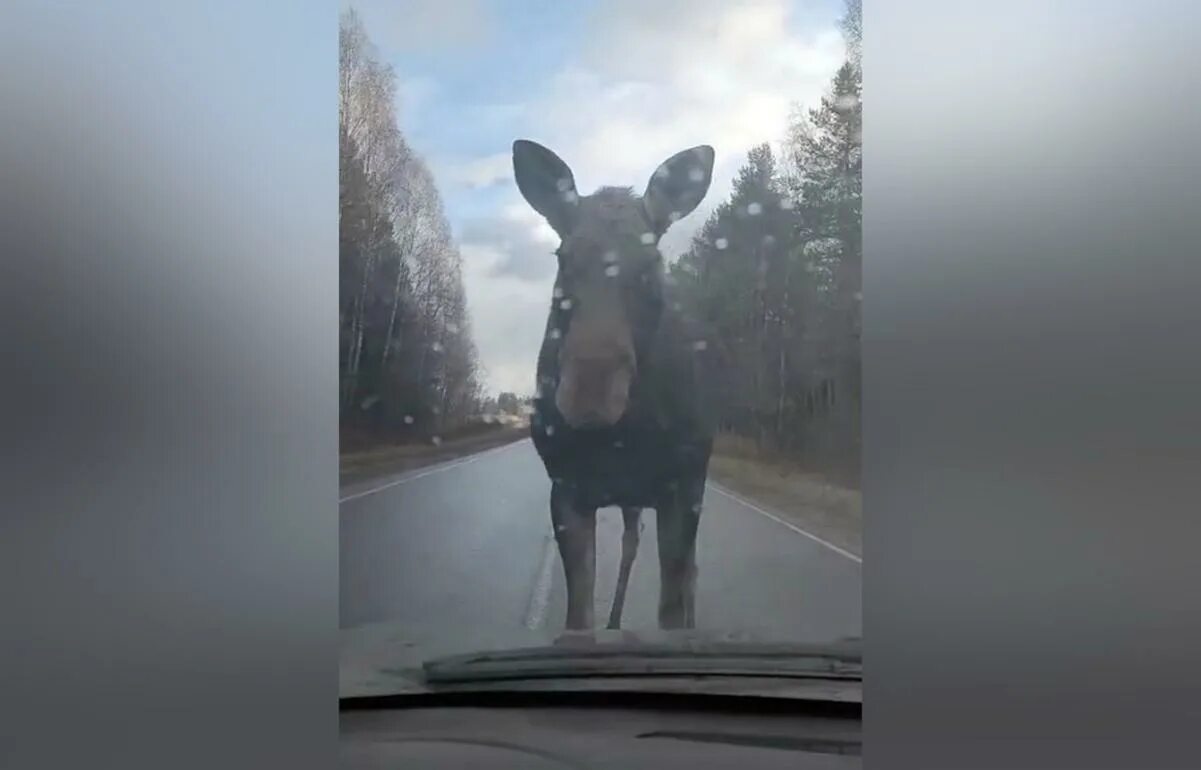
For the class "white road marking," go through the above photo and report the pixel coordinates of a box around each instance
[338,439,526,503]
[524,531,557,629]
[706,482,862,564]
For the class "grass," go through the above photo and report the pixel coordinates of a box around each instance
[707,434,862,558]
[339,421,527,488]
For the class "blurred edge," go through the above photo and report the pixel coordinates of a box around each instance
[866,1,1201,768]
[1,2,336,770]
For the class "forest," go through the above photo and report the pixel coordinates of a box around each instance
[671,0,861,482]
[339,9,482,447]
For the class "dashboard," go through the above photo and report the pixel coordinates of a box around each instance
[341,698,861,769]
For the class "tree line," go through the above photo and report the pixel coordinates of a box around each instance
[339,8,481,443]
[670,0,862,482]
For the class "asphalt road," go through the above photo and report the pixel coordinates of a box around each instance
[340,439,860,645]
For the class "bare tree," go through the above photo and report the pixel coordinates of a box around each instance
[340,7,481,437]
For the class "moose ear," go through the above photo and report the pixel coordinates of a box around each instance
[642,145,715,236]
[512,140,579,238]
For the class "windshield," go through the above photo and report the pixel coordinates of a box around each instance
[339,0,861,695]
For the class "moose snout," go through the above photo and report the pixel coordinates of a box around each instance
[555,353,634,429]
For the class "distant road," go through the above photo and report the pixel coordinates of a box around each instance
[340,439,861,642]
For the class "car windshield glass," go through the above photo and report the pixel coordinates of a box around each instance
[339,0,862,696]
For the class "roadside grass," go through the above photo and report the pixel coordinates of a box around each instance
[707,434,862,558]
[339,422,527,487]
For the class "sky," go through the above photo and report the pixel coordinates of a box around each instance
[348,0,846,395]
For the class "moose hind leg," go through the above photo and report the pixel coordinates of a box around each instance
[606,507,642,630]
[551,484,597,631]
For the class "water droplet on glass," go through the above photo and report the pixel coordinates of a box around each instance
[549,328,562,340]
[691,503,703,516]
[556,177,572,192]
[562,190,578,203]
[854,291,863,302]
[763,234,776,246]
[553,285,564,298]
[747,202,763,216]
[640,232,655,245]
[668,210,682,222]
[688,166,704,182]
[613,440,624,448]
[653,165,671,180]
[692,340,708,351]
[779,198,795,210]
[431,435,442,446]
[604,264,620,278]
[603,250,618,263]
[715,238,728,250]
[446,322,459,335]
[835,93,859,111]
[555,523,567,532]
[545,425,555,436]
[431,341,443,352]
[672,302,682,312]
[559,298,573,310]
[403,415,414,424]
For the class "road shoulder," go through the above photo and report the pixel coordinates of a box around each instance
[707,453,862,559]
[340,426,527,492]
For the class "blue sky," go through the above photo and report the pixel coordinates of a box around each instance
[348,0,846,393]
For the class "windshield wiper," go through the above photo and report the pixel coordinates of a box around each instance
[422,640,861,685]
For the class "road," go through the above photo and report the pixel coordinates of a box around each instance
[340,439,860,644]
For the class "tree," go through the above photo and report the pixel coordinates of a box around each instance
[667,0,862,483]
[339,7,481,440]
[496,392,519,414]
[841,0,861,70]
[780,0,862,478]
[673,144,804,447]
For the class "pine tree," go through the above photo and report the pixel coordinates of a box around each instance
[781,3,862,477]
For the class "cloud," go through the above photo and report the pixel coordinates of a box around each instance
[460,202,558,281]
[348,0,492,53]
[458,241,553,395]
[541,2,844,249]
[443,152,512,190]
[418,0,846,392]
[458,0,843,262]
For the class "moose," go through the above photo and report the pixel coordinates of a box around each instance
[512,139,721,631]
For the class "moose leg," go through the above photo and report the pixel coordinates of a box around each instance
[606,507,642,630]
[550,483,597,630]
[656,481,702,630]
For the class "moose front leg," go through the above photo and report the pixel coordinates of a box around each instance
[656,479,703,630]
[550,483,597,631]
